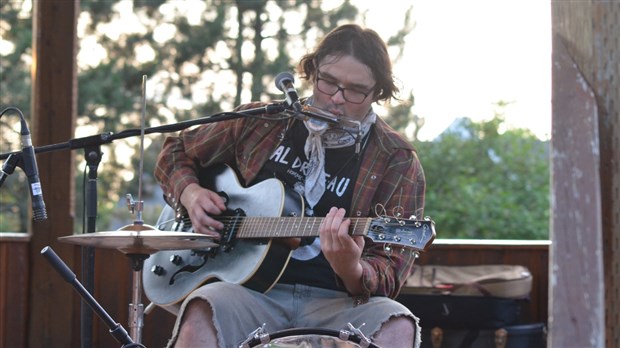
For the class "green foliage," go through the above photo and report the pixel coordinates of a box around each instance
[383,91,415,137]
[1,0,549,242]
[0,1,33,232]
[0,0,368,233]
[0,1,32,116]
[414,115,550,240]
[66,0,364,232]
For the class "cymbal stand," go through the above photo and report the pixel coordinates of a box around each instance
[123,75,150,344]
[123,193,150,343]
[125,250,149,344]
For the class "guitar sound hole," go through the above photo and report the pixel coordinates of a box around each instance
[169,253,210,285]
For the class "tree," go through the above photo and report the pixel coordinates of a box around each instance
[415,110,550,240]
[0,1,33,232]
[71,0,364,231]
[1,0,415,233]
[3,1,551,240]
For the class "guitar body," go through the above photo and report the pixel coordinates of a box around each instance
[143,164,437,307]
[143,165,303,306]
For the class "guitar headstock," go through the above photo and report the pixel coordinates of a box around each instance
[366,216,436,252]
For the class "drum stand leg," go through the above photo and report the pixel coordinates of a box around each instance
[128,254,149,344]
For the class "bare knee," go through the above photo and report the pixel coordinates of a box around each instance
[182,299,214,324]
[175,300,218,347]
[373,316,416,348]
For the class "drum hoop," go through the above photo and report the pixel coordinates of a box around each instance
[241,327,379,348]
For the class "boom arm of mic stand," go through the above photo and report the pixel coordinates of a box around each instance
[41,246,146,348]
[0,102,288,161]
[115,102,288,137]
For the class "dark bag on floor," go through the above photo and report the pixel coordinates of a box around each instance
[397,265,533,330]
[397,294,525,330]
[419,323,547,348]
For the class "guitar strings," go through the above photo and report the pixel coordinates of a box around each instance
[207,216,374,238]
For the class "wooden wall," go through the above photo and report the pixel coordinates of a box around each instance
[0,236,30,348]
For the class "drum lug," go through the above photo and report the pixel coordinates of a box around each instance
[346,322,373,348]
[238,323,267,348]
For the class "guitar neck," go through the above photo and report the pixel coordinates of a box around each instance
[229,216,372,239]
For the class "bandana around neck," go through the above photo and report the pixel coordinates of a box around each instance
[302,97,376,209]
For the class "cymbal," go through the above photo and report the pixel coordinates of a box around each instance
[58,224,218,255]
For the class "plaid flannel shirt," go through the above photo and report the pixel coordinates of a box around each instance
[154,102,426,301]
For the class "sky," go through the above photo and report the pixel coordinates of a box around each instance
[89,0,552,142]
[0,0,551,142]
[358,0,552,141]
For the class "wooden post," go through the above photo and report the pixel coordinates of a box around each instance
[29,1,79,347]
[550,34,605,347]
[551,1,620,347]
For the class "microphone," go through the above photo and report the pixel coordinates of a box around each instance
[20,118,47,222]
[274,72,339,125]
[275,72,303,112]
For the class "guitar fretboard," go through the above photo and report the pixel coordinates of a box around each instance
[218,216,373,239]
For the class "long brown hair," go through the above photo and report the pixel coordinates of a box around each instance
[298,24,399,103]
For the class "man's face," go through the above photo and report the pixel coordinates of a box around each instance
[311,55,376,122]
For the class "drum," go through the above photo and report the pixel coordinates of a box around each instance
[239,327,379,348]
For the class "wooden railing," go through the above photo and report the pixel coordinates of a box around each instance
[0,233,31,348]
[1,237,549,348]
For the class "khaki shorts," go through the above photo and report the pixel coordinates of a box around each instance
[165,282,420,348]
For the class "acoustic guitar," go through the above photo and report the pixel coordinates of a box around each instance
[142,164,435,306]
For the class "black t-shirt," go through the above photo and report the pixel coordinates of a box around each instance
[252,120,366,290]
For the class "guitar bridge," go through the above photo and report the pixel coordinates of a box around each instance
[219,207,245,252]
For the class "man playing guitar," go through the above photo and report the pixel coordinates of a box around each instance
[154,24,428,348]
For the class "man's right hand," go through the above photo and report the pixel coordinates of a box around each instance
[179,183,226,236]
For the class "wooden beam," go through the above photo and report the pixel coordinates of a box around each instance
[552,2,620,347]
[29,1,79,347]
[550,33,605,348]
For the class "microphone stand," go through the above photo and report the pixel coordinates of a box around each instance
[1,103,288,162]
[82,144,102,348]
[0,102,287,347]
[41,246,145,348]
[0,152,21,188]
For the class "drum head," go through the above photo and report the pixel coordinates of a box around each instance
[242,328,378,348]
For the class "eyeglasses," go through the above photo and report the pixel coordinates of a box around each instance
[315,70,374,104]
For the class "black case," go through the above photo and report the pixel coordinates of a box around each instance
[419,323,547,348]
[397,294,525,330]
